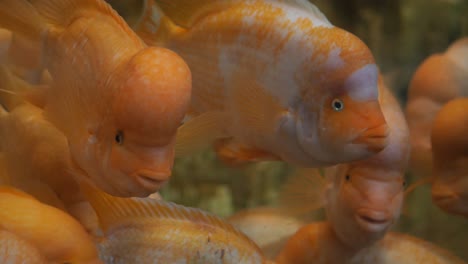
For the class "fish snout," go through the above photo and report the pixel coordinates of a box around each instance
[355,208,392,232]
[132,170,170,192]
[352,124,389,153]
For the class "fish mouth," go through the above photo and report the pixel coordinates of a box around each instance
[352,124,389,153]
[133,171,169,192]
[354,209,391,232]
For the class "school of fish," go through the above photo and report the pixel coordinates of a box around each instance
[0,0,466,263]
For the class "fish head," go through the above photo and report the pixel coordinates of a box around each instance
[79,47,191,197]
[327,163,405,247]
[296,64,388,165]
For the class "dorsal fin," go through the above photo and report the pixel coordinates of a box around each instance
[80,180,262,250]
[275,0,331,23]
[150,0,330,29]
[31,0,143,45]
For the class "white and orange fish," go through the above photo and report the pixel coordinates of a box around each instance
[0,186,101,263]
[0,0,192,197]
[80,180,274,263]
[431,98,468,217]
[275,80,419,263]
[0,66,99,232]
[136,0,389,167]
[406,37,468,178]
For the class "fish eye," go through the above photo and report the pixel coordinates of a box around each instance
[403,181,406,187]
[345,174,350,181]
[115,130,124,145]
[332,99,344,111]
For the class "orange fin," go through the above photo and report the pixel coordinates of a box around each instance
[278,168,328,216]
[401,176,434,217]
[175,111,229,157]
[135,0,184,45]
[0,65,48,110]
[404,176,433,198]
[214,138,280,166]
[31,0,136,39]
[79,179,261,249]
[144,0,233,29]
[229,73,286,136]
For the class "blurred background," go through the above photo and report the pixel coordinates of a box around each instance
[108,0,468,260]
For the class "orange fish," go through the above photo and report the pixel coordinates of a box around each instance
[227,207,306,259]
[136,0,389,167]
[0,66,99,232]
[431,98,468,217]
[406,37,468,178]
[0,0,192,197]
[276,79,413,262]
[0,230,48,264]
[80,180,274,263]
[276,225,467,264]
[0,186,101,263]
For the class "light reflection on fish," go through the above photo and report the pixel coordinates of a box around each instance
[136,0,389,167]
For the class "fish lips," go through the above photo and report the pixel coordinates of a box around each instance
[352,124,389,153]
[132,170,170,193]
[354,209,392,233]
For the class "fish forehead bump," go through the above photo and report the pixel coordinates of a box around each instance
[344,64,378,101]
[114,47,192,134]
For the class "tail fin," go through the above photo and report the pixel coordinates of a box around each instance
[134,0,183,45]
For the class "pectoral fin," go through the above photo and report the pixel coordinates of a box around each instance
[175,111,229,157]
[278,168,327,216]
[229,72,286,136]
[214,138,280,166]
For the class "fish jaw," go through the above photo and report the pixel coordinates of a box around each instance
[354,208,392,233]
[132,170,170,192]
[351,123,390,153]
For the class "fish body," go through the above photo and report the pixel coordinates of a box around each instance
[226,207,306,259]
[0,0,192,197]
[431,98,468,217]
[276,223,466,264]
[0,28,11,64]
[0,186,101,263]
[406,37,468,178]
[277,78,412,262]
[82,181,273,263]
[0,230,48,264]
[0,67,99,232]
[136,0,389,167]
